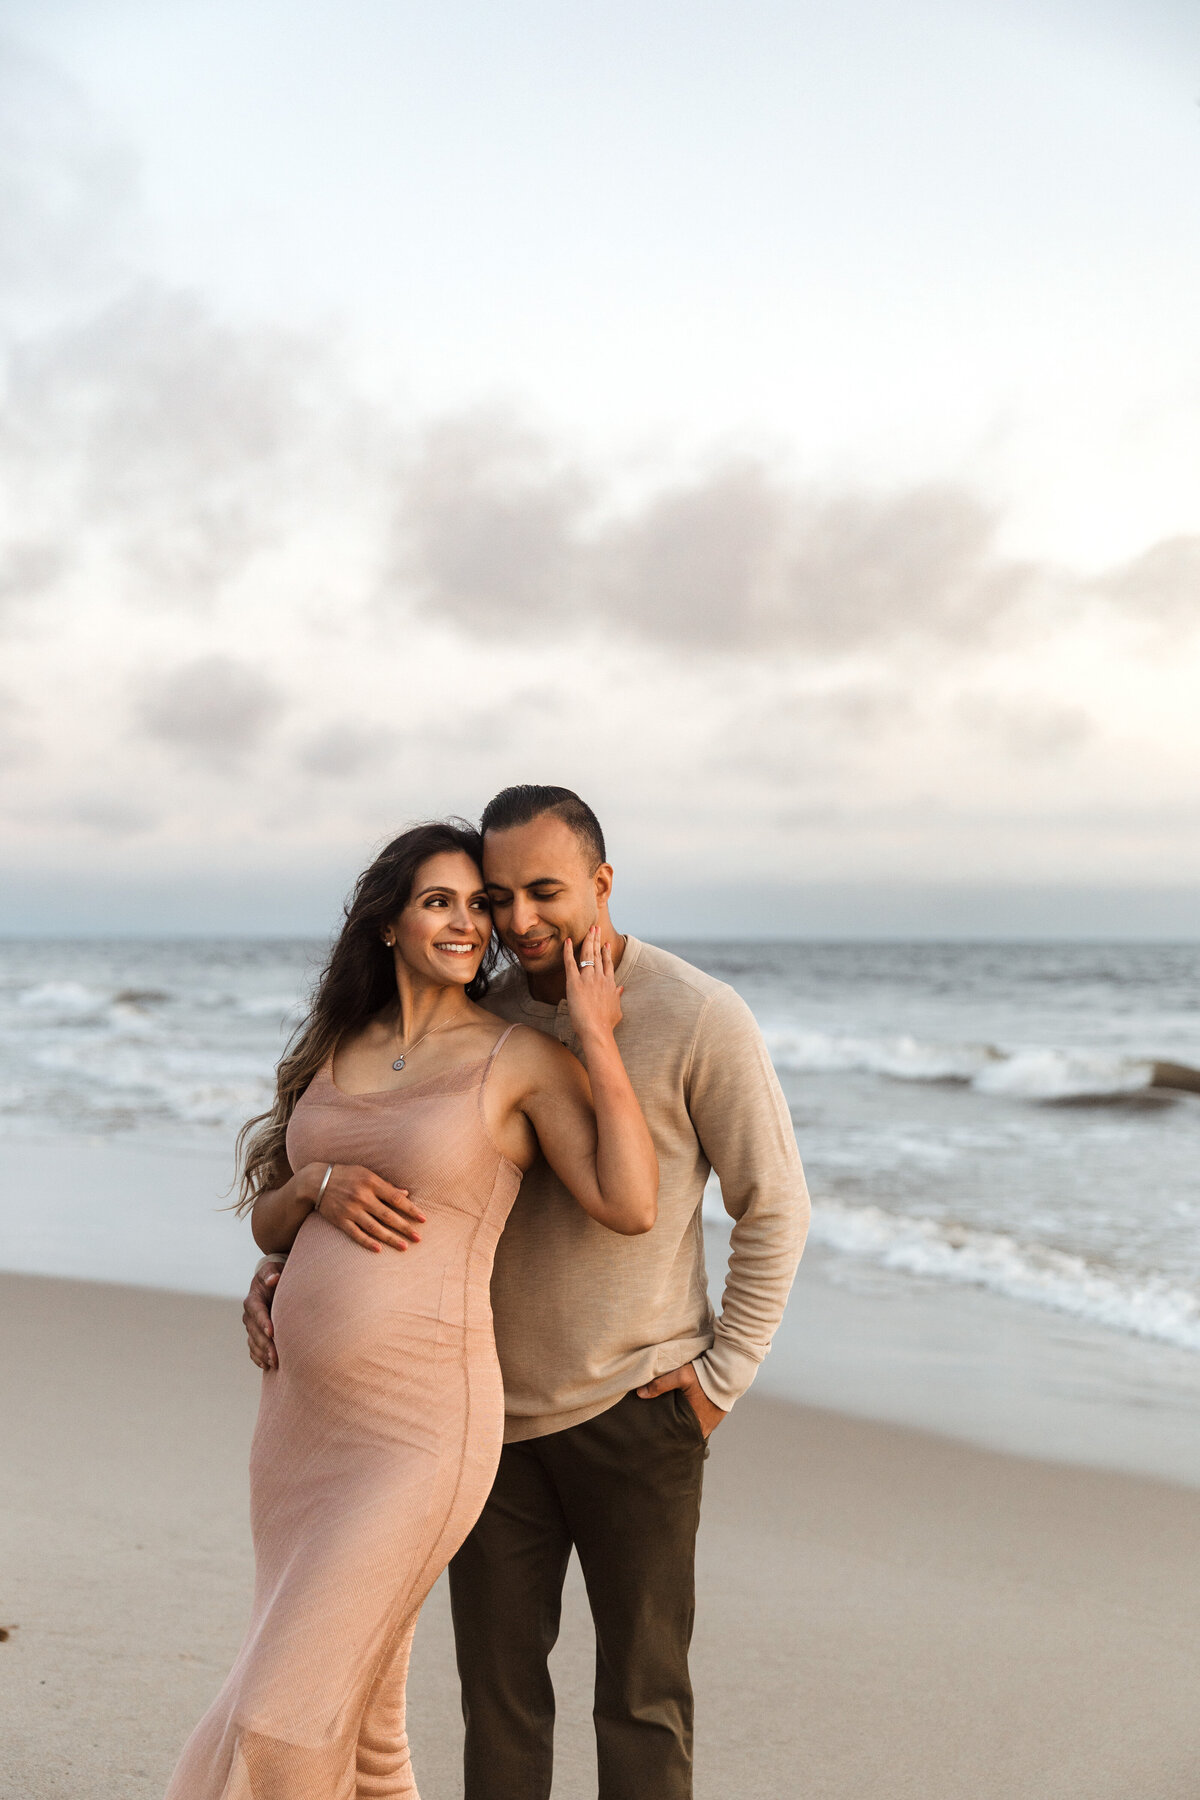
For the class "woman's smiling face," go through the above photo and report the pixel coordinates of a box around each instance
[387,850,492,987]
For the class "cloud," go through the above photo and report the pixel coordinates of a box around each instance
[709,682,917,791]
[0,60,388,633]
[52,792,159,834]
[0,536,63,613]
[954,694,1094,759]
[2,30,1198,906]
[1,283,372,615]
[392,416,1043,656]
[1094,535,1200,627]
[1,48,1188,698]
[457,686,566,753]
[600,470,1036,654]
[133,654,286,765]
[297,722,385,779]
[0,685,35,769]
[393,411,590,631]
[598,462,789,647]
[392,410,1200,668]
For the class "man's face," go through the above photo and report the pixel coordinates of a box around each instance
[483,815,608,977]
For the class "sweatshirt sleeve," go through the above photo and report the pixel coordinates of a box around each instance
[686,984,810,1410]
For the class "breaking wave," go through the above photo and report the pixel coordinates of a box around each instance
[763,1027,1161,1103]
[2,973,300,1137]
[808,1200,1200,1352]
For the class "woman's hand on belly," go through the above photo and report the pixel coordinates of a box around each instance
[316,1164,427,1254]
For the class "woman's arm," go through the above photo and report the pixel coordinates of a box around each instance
[250,1163,321,1254]
[251,1162,426,1254]
[519,926,658,1235]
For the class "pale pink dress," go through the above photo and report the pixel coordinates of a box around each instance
[166,1026,521,1799]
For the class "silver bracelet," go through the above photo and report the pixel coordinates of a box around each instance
[314,1163,335,1214]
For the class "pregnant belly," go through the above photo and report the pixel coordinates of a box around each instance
[270,1213,461,1426]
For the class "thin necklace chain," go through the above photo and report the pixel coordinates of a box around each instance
[390,1012,460,1073]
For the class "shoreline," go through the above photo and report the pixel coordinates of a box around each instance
[750,1238,1200,1490]
[3,1272,1200,1799]
[4,1131,1200,1486]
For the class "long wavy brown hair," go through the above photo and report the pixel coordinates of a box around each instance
[235,820,498,1211]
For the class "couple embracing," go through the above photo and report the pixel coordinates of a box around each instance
[166,784,809,1799]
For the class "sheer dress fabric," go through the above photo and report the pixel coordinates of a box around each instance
[165,1026,522,1799]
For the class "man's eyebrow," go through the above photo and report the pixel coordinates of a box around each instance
[484,874,564,891]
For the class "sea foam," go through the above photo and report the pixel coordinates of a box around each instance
[763,1026,1157,1103]
[807,1200,1200,1352]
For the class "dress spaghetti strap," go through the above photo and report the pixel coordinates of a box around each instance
[477,1024,518,1138]
[481,1023,518,1084]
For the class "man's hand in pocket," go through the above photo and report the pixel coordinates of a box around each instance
[635,1362,727,1437]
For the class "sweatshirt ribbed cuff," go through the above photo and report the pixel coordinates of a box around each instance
[255,1252,288,1278]
[692,1338,765,1412]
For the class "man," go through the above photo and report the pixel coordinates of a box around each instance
[244,784,809,1800]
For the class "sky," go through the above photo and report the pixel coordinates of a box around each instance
[2,0,1200,936]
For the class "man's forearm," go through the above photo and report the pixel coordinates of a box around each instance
[687,988,812,1411]
[693,1177,809,1409]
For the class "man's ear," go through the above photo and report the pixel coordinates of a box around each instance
[594,862,614,907]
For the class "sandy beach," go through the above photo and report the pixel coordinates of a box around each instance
[3,1270,1200,1800]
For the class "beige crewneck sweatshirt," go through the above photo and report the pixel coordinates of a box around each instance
[481,936,810,1442]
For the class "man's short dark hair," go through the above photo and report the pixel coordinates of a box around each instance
[480,785,607,872]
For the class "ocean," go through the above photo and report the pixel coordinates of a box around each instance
[3,935,1200,1359]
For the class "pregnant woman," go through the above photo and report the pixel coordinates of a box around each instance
[165,820,656,1800]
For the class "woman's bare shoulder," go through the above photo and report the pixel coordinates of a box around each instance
[493,1022,583,1085]
[495,1020,560,1061]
